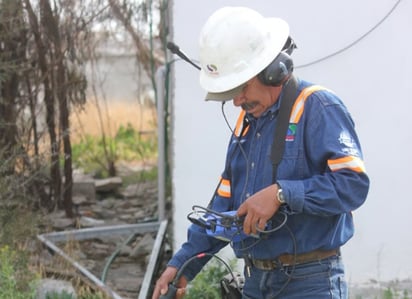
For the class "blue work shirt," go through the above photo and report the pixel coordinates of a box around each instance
[168,78,370,281]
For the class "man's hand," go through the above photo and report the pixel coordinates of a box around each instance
[236,184,282,235]
[152,266,188,299]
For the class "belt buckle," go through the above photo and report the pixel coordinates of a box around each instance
[252,258,279,271]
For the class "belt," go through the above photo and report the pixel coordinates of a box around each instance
[250,248,340,271]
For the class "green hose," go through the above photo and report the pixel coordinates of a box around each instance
[101,233,137,282]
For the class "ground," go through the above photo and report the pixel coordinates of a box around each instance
[32,172,172,299]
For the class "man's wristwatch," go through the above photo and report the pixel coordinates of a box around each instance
[276,183,285,204]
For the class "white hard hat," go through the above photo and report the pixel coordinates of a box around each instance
[199,7,290,101]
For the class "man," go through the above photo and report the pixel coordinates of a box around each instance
[153,6,369,299]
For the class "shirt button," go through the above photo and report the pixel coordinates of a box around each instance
[256,132,261,138]
[246,193,251,198]
[251,162,255,169]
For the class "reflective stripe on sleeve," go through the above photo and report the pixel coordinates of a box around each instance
[217,178,231,198]
[328,156,366,173]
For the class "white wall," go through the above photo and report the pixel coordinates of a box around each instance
[171,0,412,283]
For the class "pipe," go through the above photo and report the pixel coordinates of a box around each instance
[156,66,167,221]
[37,234,123,299]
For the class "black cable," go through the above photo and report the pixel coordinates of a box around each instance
[255,211,288,234]
[270,223,297,298]
[296,0,402,68]
[221,102,251,204]
[232,212,288,255]
[199,98,248,212]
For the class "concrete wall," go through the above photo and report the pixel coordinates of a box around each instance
[171,0,412,282]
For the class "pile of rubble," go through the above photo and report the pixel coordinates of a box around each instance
[33,170,170,299]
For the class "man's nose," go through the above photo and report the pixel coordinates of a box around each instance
[233,95,245,106]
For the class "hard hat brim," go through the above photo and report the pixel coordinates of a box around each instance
[205,83,246,101]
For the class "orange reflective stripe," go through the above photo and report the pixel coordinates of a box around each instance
[234,110,249,137]
[328,156,366,173]
[217,178,231,198]
[289,85,328,124]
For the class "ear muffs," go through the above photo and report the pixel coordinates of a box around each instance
[257,51,294,86]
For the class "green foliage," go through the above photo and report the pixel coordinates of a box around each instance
[185,258,238,299]
[381,286,412,299]
[45,289,106,299]
[383,288,395,299]
[78,294,105,299]
[72,123,157,177]
[46,290,75,299]
[353,286,412,299]
[0,207,39,246]
[0,245,38,299]
[122,166,158,184]
[114,123,157,161]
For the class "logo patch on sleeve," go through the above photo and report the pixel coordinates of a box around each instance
[339,131,360,156]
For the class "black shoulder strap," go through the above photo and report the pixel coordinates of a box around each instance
[271,76,298,182]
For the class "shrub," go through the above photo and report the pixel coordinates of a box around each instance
[185,258,239,299]
[71,123,157,177]
[0,245,38,299]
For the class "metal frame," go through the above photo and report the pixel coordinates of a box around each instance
[37,220,168,299]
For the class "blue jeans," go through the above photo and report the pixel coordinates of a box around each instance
[242,255,348,299]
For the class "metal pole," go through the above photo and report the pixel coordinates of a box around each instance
[39,222,160,243]
[37,234,124,299]
[156,66,167,221]
[138,220,168,299]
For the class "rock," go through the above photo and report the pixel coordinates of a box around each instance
[99,198,116,208]
[72,195,88,205]
[95,177,122,192]
[119,214,135,222]
[121,183,140,198]
[78,216,106,227]
[50,217,74,230]
[73,177,96,202]
[100,197,116,209]
[130,234,154,258]
[35,278,77,299]
[119,245,132,256]
[133,210,146,219]
[89,204,117,219]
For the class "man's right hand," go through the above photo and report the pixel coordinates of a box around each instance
[152,266,188,299]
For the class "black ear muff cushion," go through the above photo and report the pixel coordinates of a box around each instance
[258,52,294,86]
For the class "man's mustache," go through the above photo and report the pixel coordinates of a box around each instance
[241,102,258,111]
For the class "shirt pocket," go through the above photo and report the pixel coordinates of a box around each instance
[277,134,307,179]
